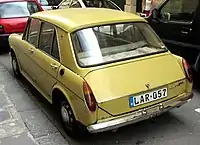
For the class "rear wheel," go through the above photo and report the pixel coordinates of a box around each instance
[11,52,21,78]
[60,100,76,132]
[57,97,88,138]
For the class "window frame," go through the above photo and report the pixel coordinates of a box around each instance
[50,30,60,61]
[26,18,41,48]
[70,21,168,68]
[22,17,31,41]
[38,22,55,54]
[38,21,61,61]
[158,0,198,23]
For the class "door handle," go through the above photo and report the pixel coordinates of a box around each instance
[50,63,58,69]
[28,48,34,53]
[181,28,192,35]
[181,30,189,35]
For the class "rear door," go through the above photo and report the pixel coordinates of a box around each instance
[149,0,199,56]
[32,22,61,101]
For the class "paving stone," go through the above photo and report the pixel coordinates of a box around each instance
[0,110,10,122]
[0,132,38,145]
[8,91,39,112]
[20,109,58,138]
[36,132,69,145]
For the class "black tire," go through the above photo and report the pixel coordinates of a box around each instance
[11,52,21,78]
[58,98,88,138]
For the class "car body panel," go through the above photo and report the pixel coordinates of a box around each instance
[9,8,193,131]
[85,52,187,115]
[55,66,98,125]
[0,17,28,34]
[31,49,61,101]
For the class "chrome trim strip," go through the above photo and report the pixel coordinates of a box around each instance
[87,93,193,133]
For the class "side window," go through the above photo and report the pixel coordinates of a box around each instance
[51,34,60,60]
[160,0,198,22]
[70,1,81,8]
[39,22,54,54]
[27,18,41,47]
[38,22,60,60]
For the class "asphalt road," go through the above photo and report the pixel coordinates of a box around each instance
[0,53,200,145]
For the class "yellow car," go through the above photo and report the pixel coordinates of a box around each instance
[9,8,193,135]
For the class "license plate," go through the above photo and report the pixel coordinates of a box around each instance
[129,88,168,108]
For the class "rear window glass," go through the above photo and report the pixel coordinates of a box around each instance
[0,1,40,18]
[71,22,167,67]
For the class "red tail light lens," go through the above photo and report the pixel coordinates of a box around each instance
[83,81,97,112]
[182,58,193,82]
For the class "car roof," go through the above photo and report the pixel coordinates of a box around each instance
[32,8,146,33]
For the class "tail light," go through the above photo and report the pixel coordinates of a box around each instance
[83,81,97,112]
[182,58,193,82]
[0,25,4,34]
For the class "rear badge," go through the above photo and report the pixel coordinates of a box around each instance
[145,83,150,89]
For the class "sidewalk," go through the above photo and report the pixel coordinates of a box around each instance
[0,65,38,145]
[0,60,69,145]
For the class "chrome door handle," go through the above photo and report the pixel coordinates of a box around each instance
[181,28,192,35]
[28,48,34,53]
[50,63,58,69]
[181,31,189,35]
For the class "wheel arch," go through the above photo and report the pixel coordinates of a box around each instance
[51,85,78,120]
[10,48,16,57]
[10,48,22,71]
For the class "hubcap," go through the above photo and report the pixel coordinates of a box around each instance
[61,103,70,123]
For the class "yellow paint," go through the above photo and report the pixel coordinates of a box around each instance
[9,8,193,128]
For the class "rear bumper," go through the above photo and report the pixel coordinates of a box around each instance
[87,92,193,133]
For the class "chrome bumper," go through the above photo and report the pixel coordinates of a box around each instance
[87,93,193,133]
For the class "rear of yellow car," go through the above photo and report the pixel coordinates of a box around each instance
[70,21,193,133]
[83,54,192,133]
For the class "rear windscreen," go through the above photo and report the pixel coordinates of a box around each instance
[71,22,167,67]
